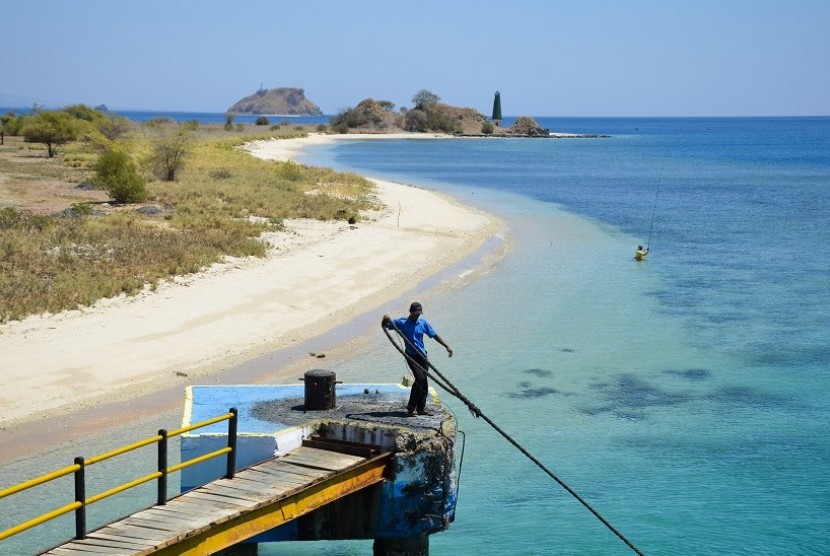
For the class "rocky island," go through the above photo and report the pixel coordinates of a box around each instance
[330,95,607,138]
[227,87,323,116]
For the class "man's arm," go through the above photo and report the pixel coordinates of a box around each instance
[433,334,453,358]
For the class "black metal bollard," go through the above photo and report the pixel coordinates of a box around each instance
[304,369,337,410]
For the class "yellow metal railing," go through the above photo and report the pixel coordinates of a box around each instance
[0,408,238,543]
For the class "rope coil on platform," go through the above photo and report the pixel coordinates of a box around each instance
[383,322,646,556]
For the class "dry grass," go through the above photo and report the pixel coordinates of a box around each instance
[0,123,376,322]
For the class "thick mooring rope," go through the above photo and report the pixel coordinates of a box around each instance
[383,323,646,556]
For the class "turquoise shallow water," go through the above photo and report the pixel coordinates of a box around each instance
[2,117,827,555]
[282,118,830,555]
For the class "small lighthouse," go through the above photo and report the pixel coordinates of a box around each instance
[492,90,502,124]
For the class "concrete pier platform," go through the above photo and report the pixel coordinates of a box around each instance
[182,380,458,553]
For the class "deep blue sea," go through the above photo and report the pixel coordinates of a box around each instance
[1,116,828,555]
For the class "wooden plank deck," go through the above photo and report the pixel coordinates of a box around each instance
[41,445,391,556]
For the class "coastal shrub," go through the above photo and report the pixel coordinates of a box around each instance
[274,160,303,181]
[63,104,105,123]
[316,124,327,132]
[0,207,23,228]
[62,152,96,168]
[255,116,270,126]
[93,149,148,203]
[70,202,94,216]
[210,168,232,180]
[330,109,359,129]
[482,121,495,135]
[268,216,283,228]
[425,107,461,134]
[403,109,427,132]
[331,122,349,134]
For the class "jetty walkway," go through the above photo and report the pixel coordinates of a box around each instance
[1,409,391,555]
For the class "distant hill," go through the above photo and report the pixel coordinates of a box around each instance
[227,88,322,116]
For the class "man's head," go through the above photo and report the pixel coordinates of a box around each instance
[409,301,423,316]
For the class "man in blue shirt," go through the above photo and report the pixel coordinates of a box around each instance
[382,301,453,416]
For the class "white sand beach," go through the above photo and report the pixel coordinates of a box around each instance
[0,133,502,454]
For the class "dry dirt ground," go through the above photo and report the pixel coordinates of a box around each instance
[0,135,111,215]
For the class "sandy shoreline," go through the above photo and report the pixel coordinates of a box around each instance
[0,132,503,460]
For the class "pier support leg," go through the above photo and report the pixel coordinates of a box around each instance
[373,535,429,556]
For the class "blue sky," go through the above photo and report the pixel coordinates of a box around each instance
[2,0,828,116]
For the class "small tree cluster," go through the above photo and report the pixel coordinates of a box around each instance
[403,105,460,134]
[20,111,79,157]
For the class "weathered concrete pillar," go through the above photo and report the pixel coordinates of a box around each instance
[304,369,337,410]
[373,535,429,556]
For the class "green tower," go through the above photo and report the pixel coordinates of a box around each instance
[492,91,502,121]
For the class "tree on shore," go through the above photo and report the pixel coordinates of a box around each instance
[20,111,79,157]
[147,125,194,181]
[97,114,131,142]
[412,89,440,110]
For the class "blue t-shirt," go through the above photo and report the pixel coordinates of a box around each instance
[391,317,436,357]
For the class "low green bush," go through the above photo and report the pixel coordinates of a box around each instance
[274,160,304,181]
[93,149,147,203]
